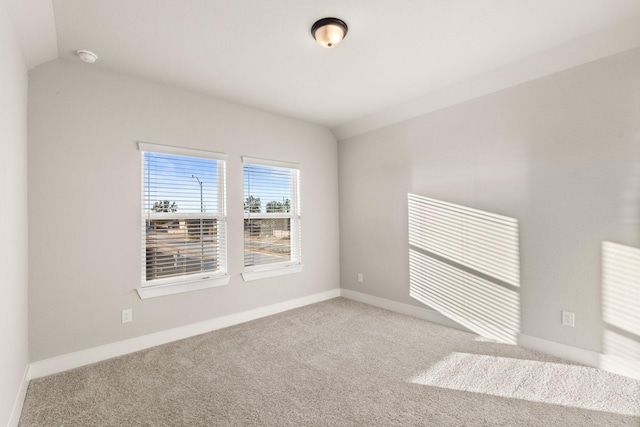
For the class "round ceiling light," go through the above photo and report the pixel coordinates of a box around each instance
[311,18,348,48]
[76,50,98,63]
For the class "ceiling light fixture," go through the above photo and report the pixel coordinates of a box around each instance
[311,18,348,48]
[76,50,98,63]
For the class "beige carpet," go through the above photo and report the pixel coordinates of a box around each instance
[19,298,640,426]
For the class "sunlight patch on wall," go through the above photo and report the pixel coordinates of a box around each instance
[408,194,521,344]
[410,250,520,344]
[601,330,640,380]
[408,194,520,287]
[602,242,640,336]
[410,352,640,416]
[601,241,640,379]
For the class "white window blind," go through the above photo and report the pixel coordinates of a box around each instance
[243,157,301,274]
[139,143,227,289]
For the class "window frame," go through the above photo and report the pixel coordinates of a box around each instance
[241,156,303,281]
[137,142,230,299]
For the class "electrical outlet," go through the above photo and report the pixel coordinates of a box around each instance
[122,309,133,323]
[357,273,363,283]
[562,310,575,327]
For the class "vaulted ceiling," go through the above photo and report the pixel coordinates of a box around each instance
[8,0,640,136]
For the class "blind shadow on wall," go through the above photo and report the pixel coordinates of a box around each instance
[601,241,640,379]
[408,194,521,344]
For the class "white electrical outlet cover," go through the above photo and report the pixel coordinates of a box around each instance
[562,311,575,327]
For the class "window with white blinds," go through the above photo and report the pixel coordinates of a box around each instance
[138,142,228,296]
[242,157,302,279]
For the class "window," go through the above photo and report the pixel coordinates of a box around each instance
[242,157,302,280]
[138,142,229,298]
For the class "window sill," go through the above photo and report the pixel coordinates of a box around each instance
[242,264,304,282]
[137,275,230,299]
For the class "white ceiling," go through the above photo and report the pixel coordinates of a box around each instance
[9,0,640,133]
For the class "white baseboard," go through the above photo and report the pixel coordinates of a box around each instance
[8,365,30,427]
[598,353,640,380]
[29,288,340,379]
[340,288,468,331]
[519,333,640,380]
[518,333,600,366]
[22,286,640,402]
[341,289,640,381]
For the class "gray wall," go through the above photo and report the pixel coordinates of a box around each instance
[28,60,340,362]
[339,48,640,358]
[0,1,29,424]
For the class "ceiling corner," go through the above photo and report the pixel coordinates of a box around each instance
[8,0,58,69]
